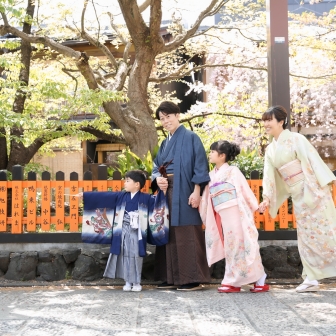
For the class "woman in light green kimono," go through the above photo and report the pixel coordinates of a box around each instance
[259,106,336,293]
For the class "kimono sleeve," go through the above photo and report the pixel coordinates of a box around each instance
[190,133,210,186]
[296,134,336,188]
[147,190,169,246]
[262,148,289,218]
[82,192,121,244]
[151,141,166,193]
[234,167,258,212]
[200,185,210,225]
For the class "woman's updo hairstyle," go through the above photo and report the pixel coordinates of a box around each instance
[210,140,240,162]
[262,105,288,129]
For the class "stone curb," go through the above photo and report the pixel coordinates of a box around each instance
[0,278,335,288]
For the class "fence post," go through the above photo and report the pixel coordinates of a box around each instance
[55,171,65,231]
[83,170,93,192]
[11,165,24,233]
[97,165,108,191]
[41,171,51,231]
[112,170,122,191]
[69,172,79,232]
[27,171,37,232]
[0,170,7,232]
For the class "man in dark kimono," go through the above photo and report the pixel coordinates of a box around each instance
[152,101,211,291]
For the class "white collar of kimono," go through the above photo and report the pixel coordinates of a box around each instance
[272,129,290,145]
[131,191,139,199]
[215,162,229,172]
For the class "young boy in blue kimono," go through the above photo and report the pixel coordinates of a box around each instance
[81,170,168,292]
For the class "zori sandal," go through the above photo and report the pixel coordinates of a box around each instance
[218,285,241,293]
[250,284,270,293]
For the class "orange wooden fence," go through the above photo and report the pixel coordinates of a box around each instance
[0,166,335,234]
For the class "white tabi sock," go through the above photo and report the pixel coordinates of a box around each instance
[256,273,267,286]
[303,277,318,286]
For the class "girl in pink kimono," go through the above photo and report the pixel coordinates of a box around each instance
[201,140,268,293]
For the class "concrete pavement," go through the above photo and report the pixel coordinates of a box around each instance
[0,284,336,336]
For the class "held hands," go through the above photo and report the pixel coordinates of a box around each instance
[189,185,201,208]
[258,198,270,213]
[188,193,200,208]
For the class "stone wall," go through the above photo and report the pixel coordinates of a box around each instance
[0,245,303,282]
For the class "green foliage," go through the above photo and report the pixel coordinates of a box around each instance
[5,162,51,181]
[107,146,159,178]
[23,162,52,180]
[231,148,264,179]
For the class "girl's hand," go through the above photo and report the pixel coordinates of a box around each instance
[258,198,270,213]
[189,192,201,208]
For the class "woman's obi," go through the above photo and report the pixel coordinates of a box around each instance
[209,182,237,208]
[277,159,304,187]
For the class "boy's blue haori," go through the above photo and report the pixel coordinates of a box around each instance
[82,190,169,257]
[147,190,169,246]
[82,192,116,244]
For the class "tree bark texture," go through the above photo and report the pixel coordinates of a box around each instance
[7,0,35,170]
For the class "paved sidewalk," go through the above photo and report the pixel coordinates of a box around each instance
[0,284,336,336]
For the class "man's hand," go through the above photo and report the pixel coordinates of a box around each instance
[157,177,168,191]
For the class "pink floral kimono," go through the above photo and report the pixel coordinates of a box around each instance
[200,163,265,286]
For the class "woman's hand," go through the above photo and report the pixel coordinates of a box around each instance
[157,177,168,193]
[258,198,270,213]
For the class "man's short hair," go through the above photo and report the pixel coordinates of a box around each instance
[155,101,180,120]
[125,170,147,189]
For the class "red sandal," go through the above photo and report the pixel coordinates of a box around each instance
[218,285,241,293]
[250,284,270,293]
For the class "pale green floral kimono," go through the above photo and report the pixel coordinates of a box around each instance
[263,129,336,281]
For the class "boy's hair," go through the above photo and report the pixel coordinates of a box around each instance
[125,170,147,189]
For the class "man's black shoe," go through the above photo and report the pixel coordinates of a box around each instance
[156,282,178,289]
[177,283,203,291]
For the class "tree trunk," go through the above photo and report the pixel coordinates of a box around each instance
[0,128,8,170]
[7,1,35,170]
[103,49,159,157]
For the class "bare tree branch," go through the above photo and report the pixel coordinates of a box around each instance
[214,26,265,43]
[156,111,261,131]
[106,12,129,45]
[117,0,149,47]
[163,0,229,53]
[80,126,126,143]
[149,0,162,37]
[61,68,79,95]
[0,11,9,25]
[0,24,81,59]
[289,73,336,79]
[138,0,151,13]
[149,58,267,83]
[123,41,132,62]
[80,1,118,69]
